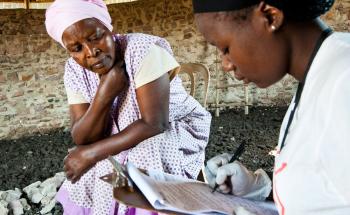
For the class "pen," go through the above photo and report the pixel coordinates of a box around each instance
[211,140,246,193]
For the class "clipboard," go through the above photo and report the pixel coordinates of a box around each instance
[103,159,277,215]
[113,182,181,215]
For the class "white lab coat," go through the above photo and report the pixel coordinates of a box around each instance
[274,32,350,215]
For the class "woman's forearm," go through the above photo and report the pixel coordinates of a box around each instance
[71,65,128,145]
[88,118,169,162]
[71,96,114,145]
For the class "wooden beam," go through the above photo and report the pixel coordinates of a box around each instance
[24,0,29,9]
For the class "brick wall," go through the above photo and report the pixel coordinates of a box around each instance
[0,0,349,139]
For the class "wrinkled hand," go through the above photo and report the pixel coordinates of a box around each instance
[64,145,97,183]
[98,60,128,101]
[205,154,272,201]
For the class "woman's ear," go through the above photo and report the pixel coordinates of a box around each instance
[257,1,284,32]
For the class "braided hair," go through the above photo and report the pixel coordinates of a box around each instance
[205,0,335,23]
[266,0,335,21]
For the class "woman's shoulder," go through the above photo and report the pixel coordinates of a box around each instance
[314,32,350,75]
[124,33,164,42]
[65,57,83,72]
[123,33,171,51]
[331,32,350,44]
[64,58,87,82]
[122,33,173,67]
[323,32,350,55]
[312,32,350,99]
[327,32,350,72]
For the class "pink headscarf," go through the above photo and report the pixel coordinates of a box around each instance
[45,0,113,47]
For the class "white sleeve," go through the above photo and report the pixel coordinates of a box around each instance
[319,70,350,203]
[134,44,180,89]
[65,87,88,104]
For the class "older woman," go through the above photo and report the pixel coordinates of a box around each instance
[194,0,350,214]
[45,0,211,214]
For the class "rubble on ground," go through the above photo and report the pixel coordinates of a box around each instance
[0,172,65,215]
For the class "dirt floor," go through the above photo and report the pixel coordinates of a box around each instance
[0,106,287,213]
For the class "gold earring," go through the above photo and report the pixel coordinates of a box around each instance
[271,25,276,31]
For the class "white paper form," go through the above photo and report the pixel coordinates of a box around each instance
[126,163,166,206]
[127,163,278,215]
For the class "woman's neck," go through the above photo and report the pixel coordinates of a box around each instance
[287,18,330,82]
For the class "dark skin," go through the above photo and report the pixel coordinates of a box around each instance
[195,2,331,198]
[195,2,330,88]
[61,18,170,183]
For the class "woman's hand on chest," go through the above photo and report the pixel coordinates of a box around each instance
[97,60,128,102]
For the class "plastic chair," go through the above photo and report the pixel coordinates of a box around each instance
[178,63,210,108]
[176,63,210,182]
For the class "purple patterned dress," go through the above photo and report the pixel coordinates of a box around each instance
[56,33,211,215]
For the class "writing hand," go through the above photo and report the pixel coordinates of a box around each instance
[204,153,233,187]
[215,161,272,201]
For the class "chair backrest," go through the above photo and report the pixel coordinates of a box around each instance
[178,63,210,108]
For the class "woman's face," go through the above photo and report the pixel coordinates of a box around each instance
[194,10,288,88]
[62,18,116,75]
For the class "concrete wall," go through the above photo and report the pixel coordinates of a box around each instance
[0,0,349,139]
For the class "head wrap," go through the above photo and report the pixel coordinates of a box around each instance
[192,0,334,21]
[192,0,259,13]
[266,0,335,21]
[45,0,113,47]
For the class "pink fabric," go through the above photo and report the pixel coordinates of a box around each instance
[56,186,158,215]
[45,0,113,47]
[56,187,92,215]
